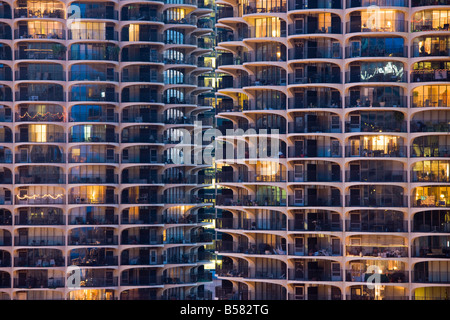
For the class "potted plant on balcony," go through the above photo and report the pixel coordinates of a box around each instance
[106,46,120,60]
[379,98,386,107]
[52,44,66,60]
[394,112,404,131]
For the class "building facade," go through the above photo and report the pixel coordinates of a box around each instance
[214,0,450,300]
[0,0,216,300]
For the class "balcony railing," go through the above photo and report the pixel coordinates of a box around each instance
[346,0,409,7]
[412,96,449,108]
[216,195,287,207]
[411,120,450,133]
[15,112,65,122]
[15,91,65,102]
[345,45,408,58]
[411,70,450,83]
[289,0,342,9]
[288,146,343,158]
[412,271,450,284]
[345,121,407,133]
[243,2,286,14]
[289,72,342,84]
[216,218,286,231]
[68,256,118,267]
[68,29,118,41]
[14,8,64,19]
[288,171,341,183]
[289,121,342,134]
[288,97,341,109]
[75,10,119,20]
[68,152,119,164]
[69,112,119,123]
[15,195,64,205]
[15,174,65,184]
[68,235,118,246]
[69,92,119,102]
[288,195,342,207]
[15,50,65,61]
[288,219,343,231]
[68,174,118,184]
[69,71,119,82]
[412,245,450,258]
[288,268,342,282]
[345,71,407,83]
[216,171,287,183]
[14,215,65,226]
[14,236,65,246]
[77,277,119,288]
[68,214,118,225]
[412,0,448,6]
[288,23,342,35]
[412,23,450,33]
[15,71,65,81]
[14,29,65,40]
[15,152,66,163]
[68,133,119,143]
[345,96,408,108]
[345,146,407,158]
[13,277,64,289]
[289,47,342,60]
[346,245,408,257]
[68,194,118,205]
[346,20,408,33]
[345,220,408,232]
[346,270,408,283]
[345,170,407,182]
[345,195,408,207]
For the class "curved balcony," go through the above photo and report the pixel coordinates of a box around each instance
[15,43,66,61]
[68,206,117,225]
[14,235,65,247]
[412,0,448,6]
[14,1,64,19]
[345,0,408,8]
[345,94,408,108]
[346,19,408,34]
[288,15,342,36]
[15,85,65,102]
[411,36,450,58]
[14,27,65,40]
[412,236,450,258]
[68,125,118,144]
[412,210,450,233]
[346,210,407,232]
[69,44,119,62]
[14,207,64,226]
[68,28,118,42]
[412,186,450,208]
[68,147,119,164]
[69,88,119,103]
[289,0,342,10]
[68,248,118,267]
[70,2,118,20]
[68,227,118,246]
[346,185,407,207]
[14,248,64,268]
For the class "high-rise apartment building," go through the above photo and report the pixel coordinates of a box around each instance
[214,0,450,300]
[0,0,217,300]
